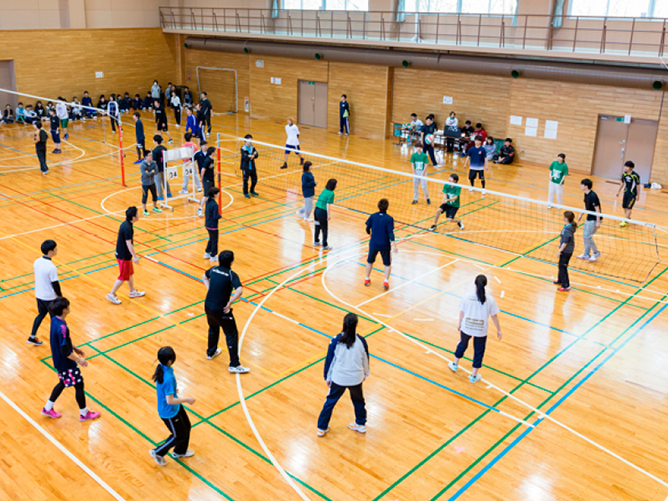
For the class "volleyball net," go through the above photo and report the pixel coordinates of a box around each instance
[228,138,660,284]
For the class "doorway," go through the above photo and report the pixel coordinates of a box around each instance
[592,115,657,183]
[0,61,18,110]
[298,80,327,128]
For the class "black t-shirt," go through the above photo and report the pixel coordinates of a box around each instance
[202,156,214,182]
[584,191,602,221]
[420,122,436,137]
[200,99,212,117]
[36,129,48,149]
[461,125,474,136]
[155,106,167,125]
[115,220,134,261]
[49,115,59,131]
[153,145,167,172]
[204,266,241,311]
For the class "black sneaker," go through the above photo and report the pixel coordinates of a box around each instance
[429,225,436,231]
[411,200,418,205]
[427,199,431,205]
[27,337,43,346]
[280,163,288,169]
[300,157,305,165]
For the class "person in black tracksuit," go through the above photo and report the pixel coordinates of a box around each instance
[34,121,49,174]
[204,187,221,261]
[339,94,350,135]
[133,112,145,163]
[420,117,438,167]
[202,250,250,373]
[240,134,259,198]
[199,92,212,134]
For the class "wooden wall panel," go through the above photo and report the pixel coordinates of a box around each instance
[248,55,329,122]
[391,68,512,141]
[507,80,663,173]
[327,62,391,139]
[0,28,177,105]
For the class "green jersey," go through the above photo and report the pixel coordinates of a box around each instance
[442,184,461,207]
[315,188,335,211]
[549,160,568,184]
[410,152,430,174]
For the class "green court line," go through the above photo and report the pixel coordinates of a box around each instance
[374,264,668,500]
[429,291,668,500]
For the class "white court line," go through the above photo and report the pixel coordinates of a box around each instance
[414,318,434,322]
[0,389,127,501]
[494,276,501,284]
[501,290,505,298]
[321,245,668,490]
[355,259,459,308]
[0,210,126,241]
[372,313,391,318]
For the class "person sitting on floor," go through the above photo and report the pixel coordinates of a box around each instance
[2,104,15,124]
[494,138,515,165]
[484,136,496,161]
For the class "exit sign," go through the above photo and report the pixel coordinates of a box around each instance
[308,81,315,85]
[616,117,624,122]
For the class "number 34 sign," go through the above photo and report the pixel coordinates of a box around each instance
[166,166,179,180]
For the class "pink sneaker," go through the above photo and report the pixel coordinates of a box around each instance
[41,408,61,419]
[80,410,101,422]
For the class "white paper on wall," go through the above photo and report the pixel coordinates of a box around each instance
[526,117,539,127]
[544,120,558,139]
[510,115,522,126]
[525,126,538,137]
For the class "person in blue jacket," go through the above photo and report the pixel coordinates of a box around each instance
[364,198,397,290]
[339,94,350,136]
[240,134,259,199]
[133,112,145,164]
[317,312,369,437]
[297,161,316,221]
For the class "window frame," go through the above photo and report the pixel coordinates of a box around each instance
[400,0,517,15]
[567,0,664,19]
[282,0,369,11]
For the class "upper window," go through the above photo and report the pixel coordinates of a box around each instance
[283,0,369,10]
[402,0,516,14]
[569,0,664,18]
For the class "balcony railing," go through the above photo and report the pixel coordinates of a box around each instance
[159,7,668,58]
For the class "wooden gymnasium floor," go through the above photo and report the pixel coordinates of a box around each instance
[1,113,668,501]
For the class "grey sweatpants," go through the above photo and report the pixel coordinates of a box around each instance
[298,196,314,218]
[583,220,599,257]
[413,176,429,201]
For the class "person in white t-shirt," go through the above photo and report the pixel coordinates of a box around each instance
[448,274,502,383]
[281,118,304,169]
[170,92,182,127]
[30,240,62,346]
[55,98,69,140]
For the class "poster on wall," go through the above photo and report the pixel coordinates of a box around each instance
[510,115,522,126]
[443,96,453,105]
[525,117,539,137]
[544,120,558,140]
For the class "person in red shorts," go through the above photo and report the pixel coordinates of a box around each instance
[106,206,145,305]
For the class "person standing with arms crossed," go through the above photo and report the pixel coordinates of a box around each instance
[317,312,369,437]
[133,112,145,164]
[617,160,641,227]
[40,296,101,422]
[339,94,350,136]
[240,134,259,199]
[364,198,397,290]
[149,346,196,465]
[448,275,502,383]
[199,92,212,135]
[34,121,49,175]
[202,250,250,373]
[465,135,488,192]
[410,143,430,205]
[140,149,161,216]
[577,178,602,262]
[555,211,577,292]
[106,207,145,305]
[547,153,568,208]
[29,239,61,346]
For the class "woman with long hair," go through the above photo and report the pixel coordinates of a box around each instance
[449,275,502,383]
[555,211,577,292]
[317,312,370,437]
[297,161,317,221]
[149,346,196,466]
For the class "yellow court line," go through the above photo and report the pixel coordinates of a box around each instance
[1,229,280,378]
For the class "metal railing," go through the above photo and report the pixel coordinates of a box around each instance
[159,7,668,58]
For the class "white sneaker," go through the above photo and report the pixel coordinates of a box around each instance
[171,450,194,459]
[129,290,145,298]
[458,221,465,230]
[348,423,366,434]
[209,256,218,263]
[150,449,166,466]
[469,374,482,384]
[106,293,121,305]
[197,188,203,192]
[197,208,203,217]
[178,190,188,194]
[305,217,313,222]
[576,254,590,261]
[229,365,250,374]
[204,252,211,259]
[314,241,322,247]
[317,427,330,437]
[296,210,303,216]
[322,246,333,251]
[207,348,222,360]
[448,361,458,372]
[590,252,601,262]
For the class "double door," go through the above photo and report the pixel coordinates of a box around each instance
[592,115,657,182]
[298,80,327,129]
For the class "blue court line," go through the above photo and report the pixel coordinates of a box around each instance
[0,141,36,158]
[446,300,668,500]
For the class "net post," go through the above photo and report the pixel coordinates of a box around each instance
[217,133,222,214]
[118,118,126,186]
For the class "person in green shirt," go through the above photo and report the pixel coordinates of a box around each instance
[314,178,337,250]
[410,143,431,205]
[430,173,464,231]
[547,153,568,208]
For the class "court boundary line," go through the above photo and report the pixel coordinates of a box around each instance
[0,388,128,501]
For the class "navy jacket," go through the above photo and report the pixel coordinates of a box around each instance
[301,171,316,198]
[135,119,145,142]
[205,198,221,230]
[339,101,350,118]
[365,211,395,250]
[240,145,258,172]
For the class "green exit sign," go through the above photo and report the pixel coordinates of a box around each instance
[308,81,315,85]
[616,117,625,122]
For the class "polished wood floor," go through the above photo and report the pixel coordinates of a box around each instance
[1,113,668,501]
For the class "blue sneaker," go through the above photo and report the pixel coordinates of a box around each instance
[157,196,164,201]
[244,193,251,199]
[133,159,142,165]
[167,194,173,199]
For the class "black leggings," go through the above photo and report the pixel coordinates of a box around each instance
[468,169,486,189]
[142,184,157,204]
[31,298,55,338]
[174,107,181,126]
[49,380,86,409]
[242,169,257,195]
[155,405,191,457]
[314,207,329,246]
[558,251,572,288]
[206,229,218,256]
